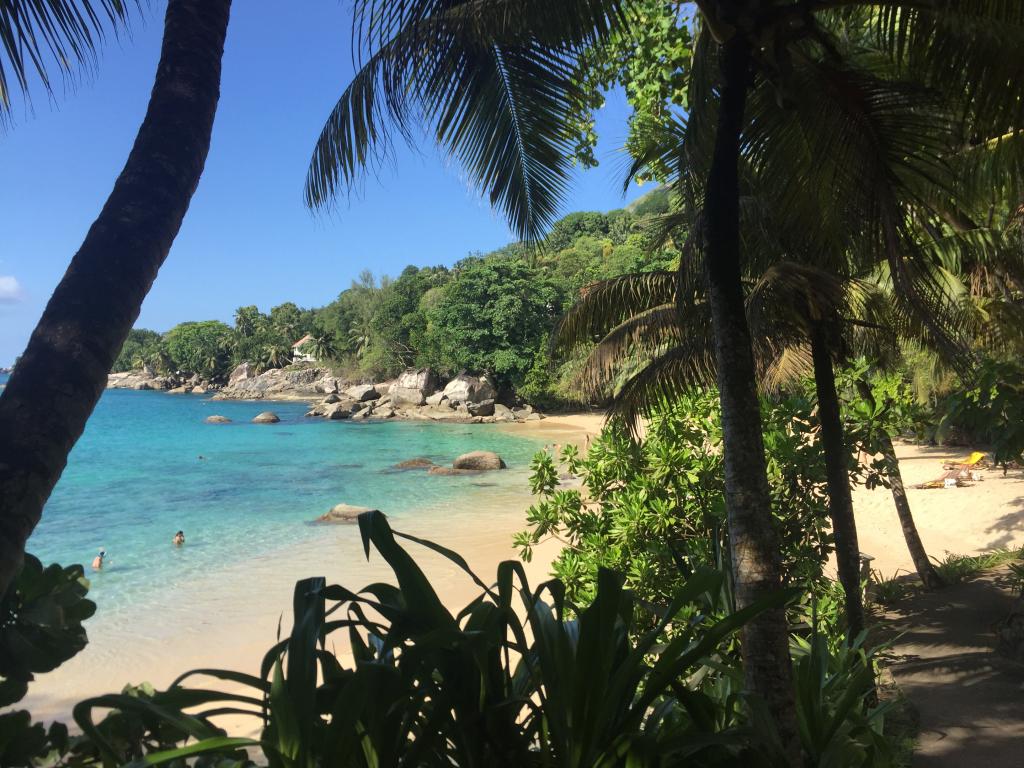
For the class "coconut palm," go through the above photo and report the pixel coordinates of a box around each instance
[0,0,232,595]
[307,1,1024,755]
[308,332,338,363]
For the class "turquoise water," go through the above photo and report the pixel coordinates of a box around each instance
[16,377,544,620]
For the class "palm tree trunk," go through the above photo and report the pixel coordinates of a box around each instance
[877,429,945,589]
[854,380,944,589]
[703,38,799,763]
[809,328,867,637]
[0,0,232,596]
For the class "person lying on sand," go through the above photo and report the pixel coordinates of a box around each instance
[173,531,185,546]
[91,549,106,570]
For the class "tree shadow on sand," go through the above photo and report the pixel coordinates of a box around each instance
[875,569,1024,767]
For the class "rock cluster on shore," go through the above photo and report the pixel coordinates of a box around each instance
[108,362,545,425]
[107,367,218,393]
[302,368,543,424]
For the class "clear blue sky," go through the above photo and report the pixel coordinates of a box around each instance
[0,1,648,367]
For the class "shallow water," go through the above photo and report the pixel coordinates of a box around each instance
[25,385,546,625]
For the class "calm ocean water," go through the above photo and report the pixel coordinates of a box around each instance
[8,374,545,622]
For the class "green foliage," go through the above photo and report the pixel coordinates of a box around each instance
[568,0,693,180]
[64,512,804,767]
[0,554,95,767]
[111,329,162,373]
[423,256,562,387]
[515,393,833,611]
[163,320,234,380]
[931,548,1024,586]
[938,359,1024,466]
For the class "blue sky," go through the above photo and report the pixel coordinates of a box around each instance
[0,1,647,367]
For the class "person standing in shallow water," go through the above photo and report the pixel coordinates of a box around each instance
[173,531,185,546]
[91,549,106,570]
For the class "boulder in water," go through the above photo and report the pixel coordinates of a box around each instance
[205,415,231,424]
[252,411,281,424]
[452,451,506,471]
[394,457,435,470]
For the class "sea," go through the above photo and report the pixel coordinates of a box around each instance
[15,376,546,619]
[3,372,558,717]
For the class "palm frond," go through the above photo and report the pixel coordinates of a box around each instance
[307,0,628,241]
[0,0,137,120]
[553,271,676,353]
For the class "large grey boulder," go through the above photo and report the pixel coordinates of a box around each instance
[492,403,515,422]
[467,399,495,417]
[252,411,281,423]
[228,362,256,387]
[316,504,379,524]
[443,373,497,404]
[424,391,447,407]
[390,368,438,407]
[346,384,380,402]
[452,451,506,471]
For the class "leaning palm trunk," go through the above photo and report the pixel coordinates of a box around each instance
[703,38,799,763]
[809,329,867,637]
[0,0,232,596]
[877,429,945,589]
[854,380,944,589]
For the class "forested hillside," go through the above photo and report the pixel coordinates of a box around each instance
[114,188,678,403]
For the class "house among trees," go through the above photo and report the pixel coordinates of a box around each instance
[291,334,317,363]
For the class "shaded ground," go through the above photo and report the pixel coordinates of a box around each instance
[879,568,1024,767]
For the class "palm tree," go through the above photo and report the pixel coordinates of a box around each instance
[305,3,1024,755]
[308,332,338,363]
[0,0,232,595]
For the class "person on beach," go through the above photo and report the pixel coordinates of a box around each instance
[173,531,185,546]
[91,549,106,570]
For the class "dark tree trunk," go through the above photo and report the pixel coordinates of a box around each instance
[877,429,945,589]
[810,328,867,638]
[702,38,799,763]
[0,0,232,595]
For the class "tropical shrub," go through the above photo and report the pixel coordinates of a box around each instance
[0,555,96,767]
[514,393,833,612]
[938,359,1024,468]
[65,512,794,767]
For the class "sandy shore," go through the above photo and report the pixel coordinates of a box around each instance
[852,441,1024,577]
[22,413,1021,734]
[22,414,602,730]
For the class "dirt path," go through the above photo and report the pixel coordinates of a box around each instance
[881,567,1024,766]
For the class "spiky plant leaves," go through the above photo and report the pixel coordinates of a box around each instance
[0,0,138,121]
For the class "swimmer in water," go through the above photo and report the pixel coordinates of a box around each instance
[173,530,185,546]
[91,549,106,570]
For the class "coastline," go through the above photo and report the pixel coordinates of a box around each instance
[22,412,602,729]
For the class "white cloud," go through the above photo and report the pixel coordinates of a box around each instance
[0,276,23,304]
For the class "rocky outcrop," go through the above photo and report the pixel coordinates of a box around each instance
[346,384,379,402]
[205,415,231,424]
[315,503,379,523]
[390,367,439,407]
[215,366,329,400]
[252,411,281,423]
[452,451,506,471]
[443,373,497,405]
[107,370,178,391]
[228,362,256,387]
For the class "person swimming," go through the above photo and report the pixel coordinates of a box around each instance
[173,530,185,546]
[91,549,106,570]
